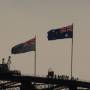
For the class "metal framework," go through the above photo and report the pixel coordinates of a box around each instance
[0,73,90,90]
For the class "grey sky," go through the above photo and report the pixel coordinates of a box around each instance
[0,0,90,81]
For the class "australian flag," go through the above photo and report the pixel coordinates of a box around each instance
[11,37,36,54]
[47,24,73,40]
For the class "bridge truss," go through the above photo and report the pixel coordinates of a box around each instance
[0,74,90,90]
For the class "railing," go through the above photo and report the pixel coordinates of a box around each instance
[1,73,90,90]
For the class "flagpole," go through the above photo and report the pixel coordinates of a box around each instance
[34,36,36,76]
[71,24,73,79]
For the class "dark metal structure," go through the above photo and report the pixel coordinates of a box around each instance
[0,74,90,90]
[0,58,90,90]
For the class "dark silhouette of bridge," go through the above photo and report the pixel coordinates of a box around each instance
[0,73,90,90]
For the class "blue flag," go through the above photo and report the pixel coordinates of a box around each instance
[11,38,36,54]
[47,24,73,40]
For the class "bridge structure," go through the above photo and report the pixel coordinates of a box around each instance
[0,73,90,90]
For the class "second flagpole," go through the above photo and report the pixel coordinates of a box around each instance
[71,24,73,79]
[34,36,36,76]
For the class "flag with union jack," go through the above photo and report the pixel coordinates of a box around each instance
[11,37,36,54]
[47,24,73,40]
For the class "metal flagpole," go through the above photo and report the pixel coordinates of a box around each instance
[34,36,36,76]
[71,24,73,79]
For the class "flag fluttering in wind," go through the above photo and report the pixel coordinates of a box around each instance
[47,24,73,40]
[11,37,36,54]
[47,24,74,79]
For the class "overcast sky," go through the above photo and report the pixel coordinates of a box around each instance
[0,0,90,81]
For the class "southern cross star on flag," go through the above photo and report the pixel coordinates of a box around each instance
[47,24,73,40]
